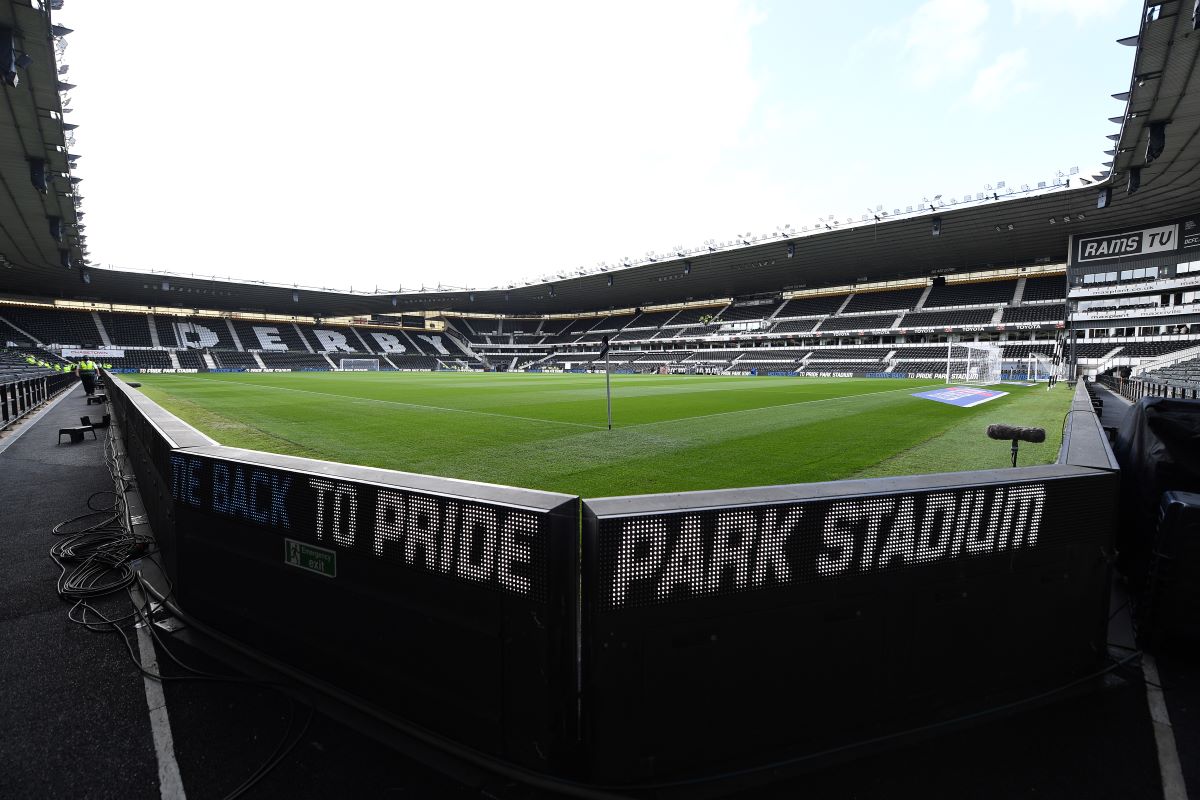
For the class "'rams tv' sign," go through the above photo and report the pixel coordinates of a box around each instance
[1074,216,1200,264]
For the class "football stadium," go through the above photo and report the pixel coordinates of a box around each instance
[2,1,1200,798]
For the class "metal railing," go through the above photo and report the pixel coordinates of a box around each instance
[0,372,77,431]
[1098,373,1200,402]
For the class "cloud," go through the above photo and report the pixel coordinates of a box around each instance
[967,49,1031,108]
[904,0,990,88]
[1013,0,1127,25]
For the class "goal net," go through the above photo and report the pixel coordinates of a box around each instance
[945,342,1001,384]
[339,358,379,371]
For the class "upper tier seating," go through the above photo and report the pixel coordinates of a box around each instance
[624,310,679,328]
[1022,276,1067,302]
[817,313,899,331]
[923,280,1016,308]
[591,314,637,332]
[842,288,924,313]
[807,347,890,359]
[775,295,847,317]
[97,312,154,347]
[899,309,995,327]
[229,319,313,352]
[0,306,101,347]
[718,301,783,322]
[1071,343,1120,358]
[668,307,727,325]
[1117,341,1200,357]
[771,319,821,333]
[1001,304,1065,323]
[1002,343,1056,358]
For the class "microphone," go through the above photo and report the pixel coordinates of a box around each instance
[987,424,1046,443]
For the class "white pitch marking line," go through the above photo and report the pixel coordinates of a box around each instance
[204,379,608,429]
[624,383,945,429]
[130,583,188,800]
[1143,654,1189,800]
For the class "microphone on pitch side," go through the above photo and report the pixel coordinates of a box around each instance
[987,423,1046,468]
[986,424,1046,444]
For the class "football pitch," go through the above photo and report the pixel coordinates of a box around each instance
[128,372,1074,497]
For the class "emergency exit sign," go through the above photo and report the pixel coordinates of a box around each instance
[284,539,336,578]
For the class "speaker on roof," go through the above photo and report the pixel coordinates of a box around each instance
[48,216,62,241]
[1146,122,1166,163]
[933,276,947,287]
[29,158,48,192]
[60,248,71,268]
[931,217,942,237]
[786,243,795,258]
[1127,167,1141,195]
[1097,187,1112,208]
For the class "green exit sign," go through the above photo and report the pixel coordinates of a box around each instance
[284,539,336,578]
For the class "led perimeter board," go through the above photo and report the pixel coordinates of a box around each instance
[582,465,1117,784]
[167,445,580,772]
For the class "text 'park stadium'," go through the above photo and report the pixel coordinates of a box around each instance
[2,2,1200,798]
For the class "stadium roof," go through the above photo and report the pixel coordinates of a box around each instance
[1,1,1198,318]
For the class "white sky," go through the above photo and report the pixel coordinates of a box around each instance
[58,0,1139,293]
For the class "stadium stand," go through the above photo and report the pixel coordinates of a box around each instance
[229,318,313,352]
[96,311,154,347]
[257,352,333,370]
[1002,304,1066,323]
[923,279,1017,307]
[0,305,102,347]
[667,306,727,325]
[718,301,782,322]
[1022,275,1067,302]
[1002,343,1057,358]
[624,310,678,328]
[105,350,175,371]
[817,313,899,331]
[1116,341,1199,358]
[899,309,996,327]
[212,351,260,369]
[175,350,206,370]
[841,287,923,313]
[775,294,847,317]
[770,318,822,333]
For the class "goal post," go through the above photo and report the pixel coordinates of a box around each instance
[339,358,379,371]
[945,342,1001,384]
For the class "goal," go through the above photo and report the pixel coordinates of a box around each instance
[944,342,1001,385]
[339,358,379,371]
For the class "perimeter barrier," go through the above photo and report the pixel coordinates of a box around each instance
[105,373,1119,789]
[1,372,77,432]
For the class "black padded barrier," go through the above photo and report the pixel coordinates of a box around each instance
[168,445,579,772]
[581,461,1118,784]
[105,373,216,583]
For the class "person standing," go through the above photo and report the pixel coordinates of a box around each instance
[77,357,97,396]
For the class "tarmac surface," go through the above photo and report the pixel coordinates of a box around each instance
[0,382,1194,799]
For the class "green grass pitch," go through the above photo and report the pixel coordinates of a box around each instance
[127,372,1074,498]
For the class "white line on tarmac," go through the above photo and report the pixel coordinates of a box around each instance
[1143,654,1189,800]
[130,584,188,800]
